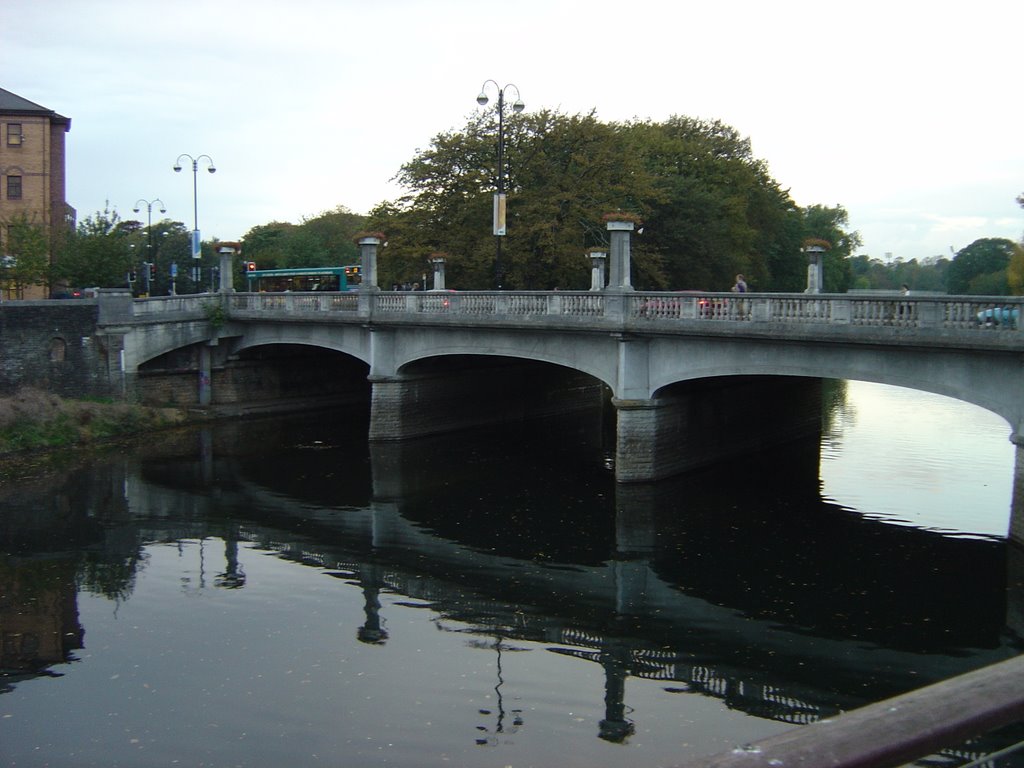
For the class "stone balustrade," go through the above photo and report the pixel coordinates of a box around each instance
[192,290,1024,334]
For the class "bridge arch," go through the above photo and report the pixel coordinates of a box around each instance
[645,335,1023,443]
[380,327,618,392]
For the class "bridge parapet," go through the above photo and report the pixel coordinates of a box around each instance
[129,293,217,322]
[129,291,1022,341]
[628,291,1023,332]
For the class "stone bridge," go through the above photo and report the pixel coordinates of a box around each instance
[87,283,1022,497]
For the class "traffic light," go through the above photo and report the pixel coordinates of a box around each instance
[246,261,256,272]
[148,263,156,281]
[128,270,137,283]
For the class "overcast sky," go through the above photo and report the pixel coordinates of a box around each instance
[5,0,1022,262]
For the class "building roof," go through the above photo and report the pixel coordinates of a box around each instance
[0,87,71,130]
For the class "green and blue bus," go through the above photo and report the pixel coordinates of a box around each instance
[245,265,361,292]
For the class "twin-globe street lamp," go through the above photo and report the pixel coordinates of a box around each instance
[133,198,165,295]
[476,81,524,290]
[173,153,216,290]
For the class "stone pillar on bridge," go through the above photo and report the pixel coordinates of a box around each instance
[803,242,827,294]
[613,377,824,482]
[588,248,607,291]
[604,216,635,292]
[429,254,447,291]
[356,232,383,317]
[356,232,383,292]
[198,343,213,406]
[216,242,241,293]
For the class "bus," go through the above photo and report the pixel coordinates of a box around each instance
[245,265,361,292]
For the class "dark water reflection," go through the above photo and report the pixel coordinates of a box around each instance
[1,387,1023,767]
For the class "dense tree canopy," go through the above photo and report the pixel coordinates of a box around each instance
[947,238,1017,295]
[1008,243,1024,295]
[241,206,364,271]
[57,204,137,290]
[849,254,951,293]
[366,111,857,292]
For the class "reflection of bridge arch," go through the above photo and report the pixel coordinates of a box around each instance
[89,429,1020,755]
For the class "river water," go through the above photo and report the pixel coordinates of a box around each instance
[1,380,1022,767]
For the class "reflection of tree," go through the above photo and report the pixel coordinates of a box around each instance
[77,547,146,604]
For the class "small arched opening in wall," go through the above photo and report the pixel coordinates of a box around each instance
[49,337,67,363]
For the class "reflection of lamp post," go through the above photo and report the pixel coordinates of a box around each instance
[133,198,165,295]
[476,80,524,290]
[173,153,216,289]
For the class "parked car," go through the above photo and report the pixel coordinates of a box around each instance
[976,307,1020,328]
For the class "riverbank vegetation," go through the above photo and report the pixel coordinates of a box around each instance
[0,389,185,456]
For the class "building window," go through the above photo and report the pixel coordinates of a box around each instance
[6,175,22,200]
[6,124,22,146]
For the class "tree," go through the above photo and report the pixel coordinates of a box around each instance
[947,238,1016,295]
[624,116,804,292]
[56,204,137,289]
[0,214,50,298]
[1008,243,1024,295]
[373,109,653,290]
[241,206,365,273]
[372,111,812,292]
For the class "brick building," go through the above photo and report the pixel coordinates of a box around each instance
[0,87,73,300]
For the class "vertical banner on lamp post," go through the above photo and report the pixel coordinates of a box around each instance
[191,230,202,260]
[493,193,507,236]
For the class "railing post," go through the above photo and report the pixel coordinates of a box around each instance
[750,297,771,322]
[604,292,627,322]
[96,287,135,324]
[547,292,562,315]
[831,298,851,325]
[917,300,940,328]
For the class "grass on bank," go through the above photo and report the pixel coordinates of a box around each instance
[0,389,185,456]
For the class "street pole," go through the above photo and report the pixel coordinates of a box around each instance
[477,81,524,290]
[173,154,216,292]
[133,198,165,296]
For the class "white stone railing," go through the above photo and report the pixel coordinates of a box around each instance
[227,292,359,313]
[131,293,215,317]
[130,290,1023,335]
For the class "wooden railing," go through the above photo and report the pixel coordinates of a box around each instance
[678,654,1024,768]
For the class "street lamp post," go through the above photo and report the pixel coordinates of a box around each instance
[173,153,216,291]
[476,80,524,290]
[133,198,166,296]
